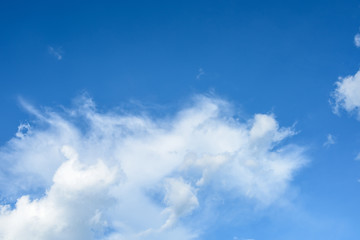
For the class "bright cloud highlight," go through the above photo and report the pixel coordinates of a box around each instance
[0,95,306,240]
[332,69,360,119]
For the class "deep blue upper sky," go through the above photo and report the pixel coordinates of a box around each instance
[1,0,360,239]
[1,0,359,112]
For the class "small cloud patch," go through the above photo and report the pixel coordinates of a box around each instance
[48,46,63,60]
[355,33,360,48]
[323,134,336,147]
[196,68,205,79]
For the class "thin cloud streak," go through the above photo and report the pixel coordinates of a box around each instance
[196,68,205,79]
[48,46,63,60]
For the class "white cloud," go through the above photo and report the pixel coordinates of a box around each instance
[323,134,336,147]
[48,46,63,60]
[196,68,205,79]
[331,69,360,119]
[0,95,307,239]
[355,33,360,48]
[161,178,199,230]
[0,145,117,240]
[15,123,31,139]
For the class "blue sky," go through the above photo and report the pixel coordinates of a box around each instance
[1,0,360,239]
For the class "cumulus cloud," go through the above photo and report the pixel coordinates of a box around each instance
[331,69,360,119]
[0,95,306,239]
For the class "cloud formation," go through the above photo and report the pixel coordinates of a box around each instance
[323,134,336,147]
[196,68,205,80]
[331,69,360,119]
[48,46,63,60]
[355,33,360,48]
[0,95,306,239]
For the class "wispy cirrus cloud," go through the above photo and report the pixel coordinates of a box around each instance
[196,68,205,79]
[48,46,63,60]
[0,95,307,240]
[323,134,336,147]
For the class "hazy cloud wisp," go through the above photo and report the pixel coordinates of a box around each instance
[355,33,360,48]
[196,68,205,80]
[323,134,336,147]
[48,46,63,60]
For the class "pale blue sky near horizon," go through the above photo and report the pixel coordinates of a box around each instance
[1,0,360,239]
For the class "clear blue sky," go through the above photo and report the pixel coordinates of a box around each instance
[1,1,360,239]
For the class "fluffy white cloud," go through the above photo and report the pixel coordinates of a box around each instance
[332,69,360,118]
[0,95,306,239]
